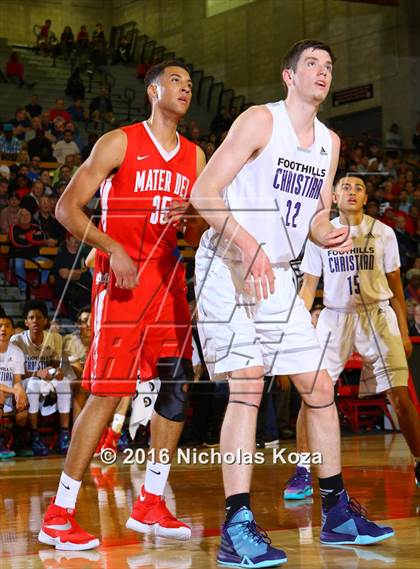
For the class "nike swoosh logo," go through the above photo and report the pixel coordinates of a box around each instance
[60,481,70,490]
[137,155,149,161]
[139,489,146,502]
[45,521,72,531]
[150,469,161,475]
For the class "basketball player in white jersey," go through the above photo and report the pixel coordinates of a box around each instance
[190,40,394,566]
[286,175,420,497]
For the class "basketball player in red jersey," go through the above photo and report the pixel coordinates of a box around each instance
[38,60,206,550]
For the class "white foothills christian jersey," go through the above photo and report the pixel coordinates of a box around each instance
[199,100,333,264]
[301,215,400,311]
[0,344,25,389]
[10,330,63,374]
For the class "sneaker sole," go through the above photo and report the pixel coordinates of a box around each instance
[283,487,313,500]
[320,530,395,546]
[126,517,191,540]
[217,556,288,567]
[38,529,100,550]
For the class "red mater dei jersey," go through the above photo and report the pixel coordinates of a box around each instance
[100,121,197,261]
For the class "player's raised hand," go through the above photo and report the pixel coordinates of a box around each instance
[321,226,352,253]
[242,238,275,301]
[109,245,138,289]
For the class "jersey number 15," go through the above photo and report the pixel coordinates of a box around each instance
[347,274,360,295]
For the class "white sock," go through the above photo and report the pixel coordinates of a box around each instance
[55,472,82,510]
[297,454,311,472]
[111,413,125,434]
[144,460,171,496]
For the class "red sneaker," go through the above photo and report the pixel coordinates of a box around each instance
[126,485,191,540]
[93,428,108,458]
[101,427,120,452]
[39,498,100,550]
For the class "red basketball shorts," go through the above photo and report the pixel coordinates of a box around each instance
[82,252,192,396]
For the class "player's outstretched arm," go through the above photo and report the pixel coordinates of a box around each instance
[299,273,320,311]
[310,131,351,252]
[386,269,413,357]
[190,106,275,300]
[56,129,138,289]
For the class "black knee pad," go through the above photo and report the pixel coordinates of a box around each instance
[154,357,193,422]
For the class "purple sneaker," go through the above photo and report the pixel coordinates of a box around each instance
[320,492,394,545]
[283,467,313,500]
[217,507,287,567]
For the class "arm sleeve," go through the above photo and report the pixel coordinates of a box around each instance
[300,239,323,277]
[383,226,401,274]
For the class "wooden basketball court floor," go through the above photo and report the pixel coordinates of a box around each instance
[0,433,418,569]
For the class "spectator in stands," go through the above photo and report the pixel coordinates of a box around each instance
[52,165,72,190]
[0,123,21,159]
[89,87,113,127]
[114,35,131,64]
[64,153,78,176]
[27,124,53,161]
[67,98,88,123]
[34,195,66,245]
[9,208,49,297]
[53,129,80,164]
[25,115,42,142]
[53,233,92,319]
[20,179,44,217]
[385,122,402,152]
[60,26,76,59]
[48,116,66,143]
[65,67,85,101]
[405,268,420,303]
[63,306,91,419]
[409,303,420,336]
[188,124,201,144]
[37,19,58,57]
[49,98,71,122]
[394,215,417,269]
[27,155,41,182]
[0,165,10,180]
[11,173,30,200]
[10,108,31,141]
[81,132,98,161]
[0,178,9,210]
[366,200,380,218]
[76,25,89,52]
[25,94,42,118]
[39,170,53,195]
[63,120,83,148]
[41,110,52,133]
[210,107,232,138]
[92,22,105,43]
[5,52,35,89]
[0,191,20,234]
[11,300,71,456]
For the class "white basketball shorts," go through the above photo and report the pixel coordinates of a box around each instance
[316,302,408,395]
[195,252,325,379]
